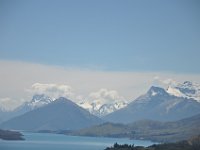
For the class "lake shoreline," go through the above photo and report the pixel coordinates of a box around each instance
[0,132,156,150]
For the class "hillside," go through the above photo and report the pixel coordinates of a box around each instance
[72,113,200,143]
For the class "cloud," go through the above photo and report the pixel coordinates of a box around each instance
[0,97,25,111]
[0,60,200,110]
[29,83,74,100]
[88,88,125,104]
[152,76,178,88]
[29,84,125,104]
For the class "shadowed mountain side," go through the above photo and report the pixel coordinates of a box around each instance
[0,97,103,131]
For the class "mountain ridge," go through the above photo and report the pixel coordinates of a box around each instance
[103,86,200,123]
[0,97,103,131]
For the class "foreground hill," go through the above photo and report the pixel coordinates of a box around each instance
[0,97,103,131]
[103,86,200,123]
[104,135,200,150]
[73,113,200,143]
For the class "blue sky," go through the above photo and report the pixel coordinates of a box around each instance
[0,0,200,73]
[1,0,200,110]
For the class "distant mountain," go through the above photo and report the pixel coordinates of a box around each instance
[78,101,127,117]
[17,94,53,112]
[0,97,103,131]
[0,93,127,123]
[27,94,54,109]
[0,94,53,124]
[167,81,200,102]
[103,86,200,123]
[0,111,13,124]
[73,113,200,143]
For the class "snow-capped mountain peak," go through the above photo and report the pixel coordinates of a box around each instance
[28,94,53,109]
[166,86,183,97]
[78,100,128,117]
[167,81,200,102]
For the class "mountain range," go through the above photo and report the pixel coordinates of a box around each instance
[0,97,102,131]
[1,81,200,134]
[103,86,200,123]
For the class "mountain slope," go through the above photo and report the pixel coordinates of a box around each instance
[103,86,200,123]
[0,97,103,131]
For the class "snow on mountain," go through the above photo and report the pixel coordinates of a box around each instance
[20,93,128,117]
[28,94,54,109]
[78,101,128,117]
[8,90,127,118]
[0,97,103,131]
[103,86,200,123]
[0,94,54,123]
[78,88,128,117]
[167,81,200,102]
[3,80,199,121]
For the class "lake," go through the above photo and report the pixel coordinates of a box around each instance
[0,132,156,150]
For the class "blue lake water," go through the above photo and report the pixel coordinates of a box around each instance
[0,132,156,150]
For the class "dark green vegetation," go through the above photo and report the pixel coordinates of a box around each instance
[105,135,200,150]
[72,113,200,142]
[0,129,24,140]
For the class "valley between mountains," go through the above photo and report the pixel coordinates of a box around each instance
[1,81,200,142]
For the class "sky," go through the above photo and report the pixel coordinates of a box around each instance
[0,0,200,110]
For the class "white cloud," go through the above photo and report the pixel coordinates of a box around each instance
[0,97,25,111]
[152,76,179,88]
[0,60,200,110]
[88,88,125,104]
[29,83,74,100]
